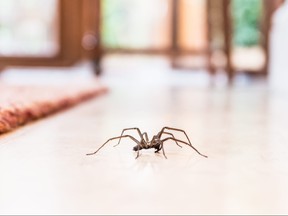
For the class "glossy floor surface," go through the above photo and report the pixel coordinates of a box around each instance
[0,56,288,215]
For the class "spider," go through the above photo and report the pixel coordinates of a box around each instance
[86,127,207,159]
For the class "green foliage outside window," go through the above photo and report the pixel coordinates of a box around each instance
[102,0,263,48]
[232,0,262,47]
[101,0,125,48]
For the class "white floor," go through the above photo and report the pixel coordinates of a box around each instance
[0,55,288,215]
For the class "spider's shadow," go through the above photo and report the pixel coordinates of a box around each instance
[135,146,205,170]
[130,152,165,171]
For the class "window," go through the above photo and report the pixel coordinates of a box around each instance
[102,0,171,51]
[0,0,99,67]
[0,0,59,57]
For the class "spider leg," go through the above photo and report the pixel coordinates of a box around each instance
[154,144,162,153]
[114,127,143,147]
[161,132,182,148]
[135,145,141,159]
[160,141,167,159]
[161,137,208,158]
[159,127,193,146]
[86,135,141,156]
[142,132,149,142]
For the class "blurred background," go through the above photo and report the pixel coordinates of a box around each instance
[0,0,286,83]
[2,1,288,214]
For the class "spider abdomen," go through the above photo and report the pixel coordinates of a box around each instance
[133,144,155,151]
[132,145,149,151]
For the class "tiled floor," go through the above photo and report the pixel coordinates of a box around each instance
[0,55,288,214]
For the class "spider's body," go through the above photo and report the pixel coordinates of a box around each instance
[132,135,161,152]
[87,127,207,159]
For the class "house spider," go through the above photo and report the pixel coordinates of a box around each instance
[86,127,208,159]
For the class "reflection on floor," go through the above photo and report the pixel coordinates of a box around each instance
[0,55,288,214]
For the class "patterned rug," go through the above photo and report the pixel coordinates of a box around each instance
[0,83,107,134]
